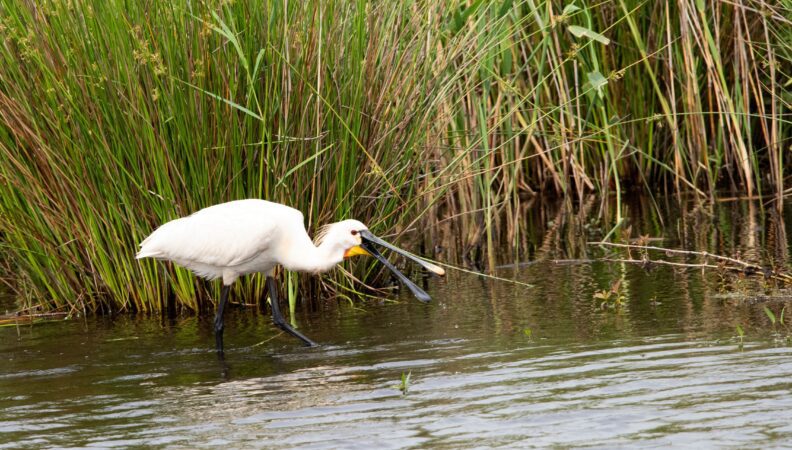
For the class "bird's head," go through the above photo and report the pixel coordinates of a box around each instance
[314,219,369,259]
[315,219,444,303]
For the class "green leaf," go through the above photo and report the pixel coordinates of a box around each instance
[764,307,777,325]
[252,49,266,81]
[735,324,744,337]
[498,0,514,18]
[562,4,580,15]
[500,40,513,74]
[399,370,412,395]
[567,25,610,45]
[276,144,332,188]
[247,49,267,102]
[173,77,262,121]
[452,8,464,34]
[587,70,608,99]
[449,0,486,35]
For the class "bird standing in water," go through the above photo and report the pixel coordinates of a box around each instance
[136,199,444,353]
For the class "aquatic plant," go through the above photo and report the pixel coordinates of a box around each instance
[0,0,789,312]
[594,279,626,309]
[764,305,788,332]
[398,370,412,395]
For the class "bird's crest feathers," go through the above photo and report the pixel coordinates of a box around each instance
[313,224,334,247]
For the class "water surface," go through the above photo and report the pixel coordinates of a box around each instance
[2,199,792,448]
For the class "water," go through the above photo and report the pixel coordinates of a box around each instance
[2,199,792,448]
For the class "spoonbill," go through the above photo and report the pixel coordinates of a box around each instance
[136,199,444,353]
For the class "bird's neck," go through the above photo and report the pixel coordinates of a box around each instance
[280,239,345,274]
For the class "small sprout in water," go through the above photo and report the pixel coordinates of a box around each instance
[523,328,533,339]
[763,306,789,342]
[735,325,744,346]
[764,307,777,326]
[594,279,625,309]
[398,371,411,396]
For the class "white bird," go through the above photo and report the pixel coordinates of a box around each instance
[136,199,444,353]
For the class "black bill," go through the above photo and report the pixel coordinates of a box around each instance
[359,230,444,303]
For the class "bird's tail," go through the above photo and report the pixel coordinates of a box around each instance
[136,227,161,259]
[136,219,181,259]
[135,249,160,259]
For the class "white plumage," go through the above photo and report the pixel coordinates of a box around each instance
[137,199,364,285]
[136,199,443,351]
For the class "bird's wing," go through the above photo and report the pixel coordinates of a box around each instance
[139,201,300,268]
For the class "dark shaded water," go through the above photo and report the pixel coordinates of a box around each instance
[2,199,792,448]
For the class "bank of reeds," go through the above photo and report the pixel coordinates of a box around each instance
[1,0,790,312]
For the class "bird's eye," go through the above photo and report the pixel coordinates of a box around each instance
[351,230,358,236]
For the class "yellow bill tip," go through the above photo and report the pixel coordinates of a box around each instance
[426,262,445,276]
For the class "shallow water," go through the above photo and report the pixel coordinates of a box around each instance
[2,200,792,448]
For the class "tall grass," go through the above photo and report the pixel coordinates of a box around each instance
[0,0,789,313]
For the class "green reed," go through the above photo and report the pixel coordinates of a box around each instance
[0,0,789,313]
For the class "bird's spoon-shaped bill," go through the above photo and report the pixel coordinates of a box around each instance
[360,241,432,303]
[359,230,445,303]
[359,230,445,276]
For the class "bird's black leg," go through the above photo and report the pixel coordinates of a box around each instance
[266,276,318,347]
[214,284,231,354]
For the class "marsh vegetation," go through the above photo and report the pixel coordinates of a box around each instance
[0,0,789,312]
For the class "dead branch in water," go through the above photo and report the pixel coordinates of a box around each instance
[589,241,792,284]
[0,311,69,326]
[602,258,720,270]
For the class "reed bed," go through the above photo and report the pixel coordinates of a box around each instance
[0,0,789,312]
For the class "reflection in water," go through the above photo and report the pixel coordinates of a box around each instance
[1,199,791,448]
